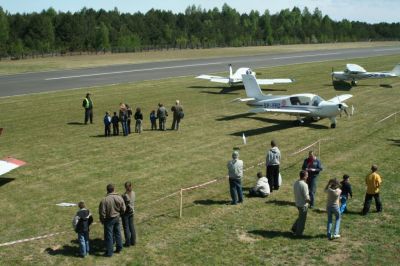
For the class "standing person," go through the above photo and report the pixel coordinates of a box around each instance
[340,174,353,214]
[266,140,281,192]
[122,181,136,247]
[72,201,93,258]
[99,184,126,257]
[249,172,270,198]
[302,151,323,209]
[134,107,143,133]
[361,165,383,215]
[157,103,168,131]
[111,112,120,136]
[126,104,133,135]
[325,178,342,240]
[150,110,157,130]
[227,150,244,205]
[82,93,94,124]
[291,170,310,236]
[103,111,111,137]
[171,100,183,130]
[119,103,129,136]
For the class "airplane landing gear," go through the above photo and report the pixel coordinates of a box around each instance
[293,119,304,126]
[330,123,336,128]
[351,80,357,86]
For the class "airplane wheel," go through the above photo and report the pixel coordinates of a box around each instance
[293,120,303,126]
[351,81,357,86]
[330,123,336,129]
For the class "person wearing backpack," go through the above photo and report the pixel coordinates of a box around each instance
[72,201,93,258]
[171,100,184,130]
[122,181,136,247]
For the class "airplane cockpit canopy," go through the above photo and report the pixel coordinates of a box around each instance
[311,95,324,106]
[290,95,313,106]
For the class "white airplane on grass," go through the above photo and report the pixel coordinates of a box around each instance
[196,64,294,87]
[332,63,400,86]
[233,74,353,128]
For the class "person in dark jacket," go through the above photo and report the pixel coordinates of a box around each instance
[111,112,119,136]
[150,110,157,130]
[171,100,183,130]
[340,174,353,214]
[72,201,93,258]
[104,112,111,137]
[134,107,143,133]
[82,93,94,124]
[302,150,323,209]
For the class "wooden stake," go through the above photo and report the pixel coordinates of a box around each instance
[318,140,321,160]
[179,188,183,218]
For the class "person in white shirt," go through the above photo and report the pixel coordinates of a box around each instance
[249,172,270,198]
[291,170,310,236]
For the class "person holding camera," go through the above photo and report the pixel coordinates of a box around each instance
[325,178,342,240]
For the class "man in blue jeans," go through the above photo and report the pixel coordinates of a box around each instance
[227,150,244,205]
[302,151,323,209]
[99,184,126,257]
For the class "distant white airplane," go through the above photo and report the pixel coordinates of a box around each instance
[332,63,400,86]
[233,74,353,128]
[196,64,294,87]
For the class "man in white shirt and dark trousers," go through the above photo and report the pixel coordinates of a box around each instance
[291,170,310,236]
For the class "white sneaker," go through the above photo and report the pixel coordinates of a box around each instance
[333,234,341,239]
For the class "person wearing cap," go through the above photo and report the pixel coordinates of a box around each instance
[361,164,382,215]
[302,150,323,209]
[72,201,93,258]
[266,140,281,192]
[171,100,183,130]
[227,150,244,205]
[82,93,94,124]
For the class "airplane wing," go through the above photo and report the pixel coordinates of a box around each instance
[346,64,366,73]
[231,97,255,103]
[256,78,294,85]
[327,94,353,103]
[249,107,311,115]
[196,75,229,84]
[0,157,26,176]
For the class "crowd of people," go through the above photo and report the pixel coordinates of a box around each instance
[82,93,184,137]
[227,140,383,240]
[72,182,136,258]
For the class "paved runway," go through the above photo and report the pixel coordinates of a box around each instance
[1,46,400,97]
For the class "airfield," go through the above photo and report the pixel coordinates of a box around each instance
[0,44,399,265]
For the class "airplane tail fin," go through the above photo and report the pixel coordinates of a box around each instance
[229,64,233,79]
[390,63,400,76]
[242,74,264,99]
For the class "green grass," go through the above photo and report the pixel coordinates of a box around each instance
[0,41,399,75]
[0,54,399,265]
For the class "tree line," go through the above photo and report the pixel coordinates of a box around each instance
[0,4,399,59]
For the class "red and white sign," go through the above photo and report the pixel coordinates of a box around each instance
[0,157,26,176]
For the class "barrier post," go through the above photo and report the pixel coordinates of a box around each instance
[179,188,183,218]
[318,140,321,159]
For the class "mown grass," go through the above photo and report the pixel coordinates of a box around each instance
[0,54,399,265]
[0,41,399,75]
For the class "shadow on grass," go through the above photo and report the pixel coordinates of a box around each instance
[216,113,255,121]
[248,229,326,239]
[329,81,352,91]
[90,134,108,138]
[45,238,104,257]
[387,138,400,146]
[380,84,393,88]
[265,199,295,207]
[0,177,15,187]
[67,122,85,125]
[193,199,231,205]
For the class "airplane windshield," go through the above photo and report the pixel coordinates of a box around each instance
[312,96,323,106]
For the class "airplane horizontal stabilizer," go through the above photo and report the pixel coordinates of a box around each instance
[327,94,353,103]
[196,74,224,80]
[248,108,311,114]
[257,78,294,85]
[231,97,255,103]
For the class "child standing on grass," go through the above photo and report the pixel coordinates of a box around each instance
[325,178,342,240]
[340,174,353,214]
[104,111,111,137]
[111,111,119,136]
[72,201,93,258]
[134,107,143,133]
[150,110,157,130]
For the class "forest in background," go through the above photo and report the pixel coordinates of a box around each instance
[0,4,399,59]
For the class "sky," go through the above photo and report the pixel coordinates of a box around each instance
[0,0,399,24]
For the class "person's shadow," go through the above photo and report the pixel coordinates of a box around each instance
[45,238,104,257]
[193,199,231,205]
[248,229,325,239]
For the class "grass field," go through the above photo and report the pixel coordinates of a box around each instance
[0,53,399,265]
[0,41,399,75]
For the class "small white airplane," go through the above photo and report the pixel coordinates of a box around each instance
[233,74,353,128]
[196,64,294,87]
[332,63,400,86]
